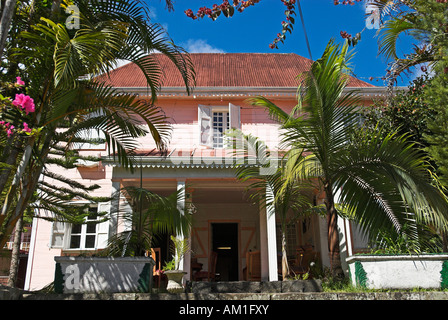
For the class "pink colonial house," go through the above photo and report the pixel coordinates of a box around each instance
[24,53,385,291]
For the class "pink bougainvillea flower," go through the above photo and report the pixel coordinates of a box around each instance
[22,96,35,114]
[6,125,14,137]
[12,93,35,114]
[22,122,32,133]
[16,77,25,86]
[12,93,26,107]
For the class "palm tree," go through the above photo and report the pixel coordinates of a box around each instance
[249,39,448,277]
[372,0,445,85]
[103,185,192,257]
[0,0,195,248]
[228,131,316,280]
[0,0,17,57]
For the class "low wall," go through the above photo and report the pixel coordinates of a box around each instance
[190,280,322,293]
[54,256,155,293]
[347,254,448,290]
[19,291,448,300]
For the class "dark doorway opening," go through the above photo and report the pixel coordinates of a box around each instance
[211,223,239,281]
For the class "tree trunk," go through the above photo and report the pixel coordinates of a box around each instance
[7,214,23,287]
[325,183,344,278]
[0,138,23,196]
[0,138,36,244]
[281,230,290,280]
[0,138,49,248]
[0,0,17,58]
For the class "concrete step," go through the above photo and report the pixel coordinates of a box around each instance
[189,280,322,294]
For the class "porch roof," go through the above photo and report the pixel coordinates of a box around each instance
[102,147,283,169]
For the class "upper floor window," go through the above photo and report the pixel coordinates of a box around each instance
[198,103,240,149]
[212,111,229,148]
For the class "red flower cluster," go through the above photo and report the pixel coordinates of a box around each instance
[269,0,296,49]
[334,0,362,5]
[186,0,299,50]
[184,0,261,20]
[436,0,448,3]
[340,30,352,39]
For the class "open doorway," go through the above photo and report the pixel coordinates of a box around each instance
[211,223,239,281]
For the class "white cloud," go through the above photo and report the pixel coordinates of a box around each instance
[411,62,435,81]
[148,6,157,20]
[182,39,226,53]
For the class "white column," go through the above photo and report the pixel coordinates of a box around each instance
[259,206,268,281]
[109,181,121,237]
[266,183,278,281]
[24,216,39,291]
[176,179,191,282]
[344,218,353,257]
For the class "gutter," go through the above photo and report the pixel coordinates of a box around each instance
[111,86,401,100]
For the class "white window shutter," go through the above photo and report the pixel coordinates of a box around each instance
[96,202,111,249]
[50,221,66,249]
[229,103,241,130]
[198,105,213,148]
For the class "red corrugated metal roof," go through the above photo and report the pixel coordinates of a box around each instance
[100,53,374,88]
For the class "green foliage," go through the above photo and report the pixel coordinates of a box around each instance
[103,186,191,257]
[162,258,176,271]
[375,0,447,84]
[424,57,448,187]
[250,39,448,275]
[0,0,195,246]
[163,235,190,271]
[227,129,316,279]
[370,224,444,255]
[362,74,435,149]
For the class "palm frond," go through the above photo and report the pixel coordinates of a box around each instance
[377,17,417,60]
[335,127,448,241]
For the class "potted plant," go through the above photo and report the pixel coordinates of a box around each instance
[163,235,190,293]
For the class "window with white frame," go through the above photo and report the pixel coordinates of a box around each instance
[69,207,99,249]
[198,103,240,148]
[212,111,230,148]
[50,202,110,250]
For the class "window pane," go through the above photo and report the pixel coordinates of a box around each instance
[213,111,228,148]
[53,222,65,233]
[71,224,82,234]
[86,223,96,234]
[70,235,81,249]
[85,235,96,248]
[88,207,98,220]
[52,234,64,247]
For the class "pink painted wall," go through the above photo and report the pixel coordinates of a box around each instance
[26,164,114,291]
[132,97,295,152]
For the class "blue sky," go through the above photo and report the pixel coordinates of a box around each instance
[144,1,417,87]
